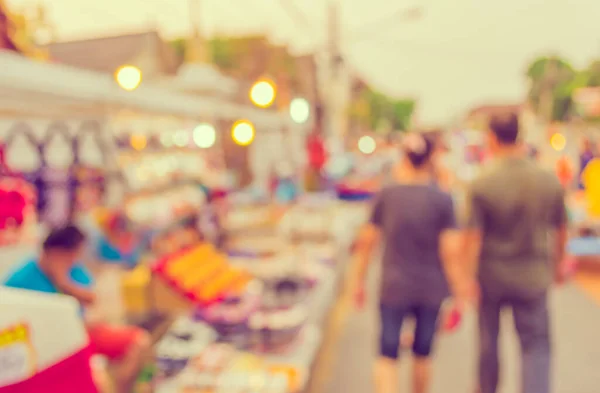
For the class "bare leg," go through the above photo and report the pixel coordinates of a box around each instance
[374,357,399,393]
[413,357,431,393]
[110,331,151,393]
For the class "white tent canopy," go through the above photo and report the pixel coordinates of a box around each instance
[168,63,238,97]
[0,50,299,129]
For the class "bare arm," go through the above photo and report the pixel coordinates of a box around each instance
[355,191,385,287]
[440,229,466,296]
[53,274,96,306]
[463,228,483,279]
[439,196,470,301]
[355,223,381,285]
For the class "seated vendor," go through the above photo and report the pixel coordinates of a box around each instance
[3,225,150,393]
[97,213,142,267]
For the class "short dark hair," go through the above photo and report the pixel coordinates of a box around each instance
[42,225,86,251]
[489,112,520,145]
[401,133,435,168]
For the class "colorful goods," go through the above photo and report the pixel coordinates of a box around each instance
[153,244,252,305]
[166,345,296,393]
[156,319,216,376]
[95,211,143,266]
[582,158,600,218]
[121,266,152,317]
[194,282,262,348]
[0,177,36,246]
[74,167,104,213]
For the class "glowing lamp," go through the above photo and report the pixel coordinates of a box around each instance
[249,79,276,108]
[290,98,310,124]
[550,133,566,151]
[358,135,376,154]
[232,120,255,146]
[115,65,142,91]
[193,124,216,148]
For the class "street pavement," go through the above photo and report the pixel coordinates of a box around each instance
[320,262,600,393]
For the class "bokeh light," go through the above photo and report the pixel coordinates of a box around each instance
[232,120,255,146]
[160,133,173,147]
[174,130,189,147]
[325,154,353,180]
[115,65,142,91]
[249,79,276,108]
[550,133,566,151]
[290,98,310,124]
[193,123,216,148]
[358,135,376,154]
[130,134,147,151]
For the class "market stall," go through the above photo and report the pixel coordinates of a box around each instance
[0,51,335,393]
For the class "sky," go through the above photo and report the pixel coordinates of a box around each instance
[7,0,600,124]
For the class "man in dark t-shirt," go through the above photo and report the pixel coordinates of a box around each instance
[464,112,568,393]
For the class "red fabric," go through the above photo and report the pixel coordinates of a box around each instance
[443,306,462,333]
[556,158,572,187]
[87,323,143,360]
[0,346,97,393]
[307,134,327,170]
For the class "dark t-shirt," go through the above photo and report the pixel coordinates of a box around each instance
[465,157,567,298]
[370,184,456,307]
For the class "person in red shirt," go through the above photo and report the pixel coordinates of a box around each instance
[306,131,327,191]
[556,155,573,188]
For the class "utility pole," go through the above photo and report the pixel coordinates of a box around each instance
[325,0,349,145]
[187,0,208,63]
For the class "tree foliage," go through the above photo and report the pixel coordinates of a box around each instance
[526,56,600,121]
[350,87,415,132]
[170,36,297,80]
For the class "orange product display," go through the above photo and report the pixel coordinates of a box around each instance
[153,244,252,305]
[269,365,302,392]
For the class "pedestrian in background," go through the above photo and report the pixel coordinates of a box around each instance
[354,133,464,393]
[462,112,568,393]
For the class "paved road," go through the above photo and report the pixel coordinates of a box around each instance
[321,263,600,393]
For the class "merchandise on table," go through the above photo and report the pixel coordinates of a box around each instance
[154,318,312,393]
[224,202,277,234]
[0,176,36,246]
[156,317,217,376]
[194,283,262,349]
[153,244,253,306]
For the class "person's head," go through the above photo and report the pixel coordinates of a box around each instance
[108,213,129,236]
[487,111,520,153]
[581,138,591,151]
[41,225,86,268]
[399,133,435,173]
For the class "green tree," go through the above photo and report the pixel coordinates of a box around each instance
[350,87,415,132]
[583,59,600,87]
[170,38,186,60]
[526,56,579,122]
[390,99,416,131]
[209,37,236,71]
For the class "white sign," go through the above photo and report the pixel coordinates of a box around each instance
[0,342,32,386]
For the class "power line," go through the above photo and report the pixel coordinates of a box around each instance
[346,5,424,42]
[276,0,314,31]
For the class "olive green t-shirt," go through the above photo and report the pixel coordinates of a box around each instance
[466,157,567,298]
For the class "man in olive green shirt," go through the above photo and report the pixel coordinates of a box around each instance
[464,112,568,393]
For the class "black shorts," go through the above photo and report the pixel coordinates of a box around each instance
[379,303,442,359]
